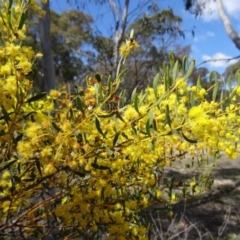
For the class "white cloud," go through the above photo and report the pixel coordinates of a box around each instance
[202,52,238,68]
[194,31,215,42]
[200,0,240,22]
[191,44,200,52]
[206,31,215,37]
[200,0,218,21]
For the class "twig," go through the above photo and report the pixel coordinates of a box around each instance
[218,206,231,238]
[196,55,240,67]
[0,191,64,231]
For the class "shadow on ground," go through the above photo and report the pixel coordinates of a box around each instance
[143,156,240,240]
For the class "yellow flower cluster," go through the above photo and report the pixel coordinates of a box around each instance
[1,1,240,239]
[120,38,140,58]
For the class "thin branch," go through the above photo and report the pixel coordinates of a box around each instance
[218,206,231,237]
[217,0,240,50]
[0,191,64,231]
[196,55,240,67]
[108,0,120,29]
[119,0,130,41]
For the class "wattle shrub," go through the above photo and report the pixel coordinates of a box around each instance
[0,1,240,239]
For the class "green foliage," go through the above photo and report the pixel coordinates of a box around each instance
[24,7,93,87]
[224,60,240,80]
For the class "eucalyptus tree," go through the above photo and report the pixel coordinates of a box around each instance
[32,1,192,93]
[68,0,188,77]
[123,7,186,92]
[38,0,56,92]
[50,10,93,85]
[25,7,93,91]
[185,0,240,51]
[224,60,240,79]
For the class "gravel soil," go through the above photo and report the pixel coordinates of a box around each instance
[144,155,240,240]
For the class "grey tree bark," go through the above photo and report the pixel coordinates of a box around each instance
[216,0,240,50]
[109,0,130,77]
[39,0,56,92]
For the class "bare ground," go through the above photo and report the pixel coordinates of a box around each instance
[143,155,240,240]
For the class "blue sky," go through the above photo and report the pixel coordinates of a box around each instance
[172,0,240,74]
[51,0,240,75]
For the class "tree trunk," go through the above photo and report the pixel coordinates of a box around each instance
[110,0,130,77]
[39,0,55,92]
[217,0,240,50]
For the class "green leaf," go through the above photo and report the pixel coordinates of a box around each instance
[107,76,112,94]
[174,97,178,121]
[196,77,201,90]
[76,97,85,115]
[1,105,12,123]
[117,68,127,79]
[182,131,197,143]
[146,119,151,137]
[184,59,195,80]
[94,84,99,105]
[115,111,126,122]
[13,133,23,144]
[220,90,224,110]
[8,10,12,30]
[153,73,160,98]
[106,146,114,156]
[148,228,153,240]
[67,108,74,120]
[98,83,103,102]
[227,75,232,91]
[75,86,84,96]
[139,93,146,105]
[91,163,110,170]
[122,132,128,139]
[35,159,42,177]
[131,87,137,104]
[0,159,17,172]
[95,117,104,136]
[52,122,61,132]
[164,68,171,91]
[134,94,140,114]
[113,132,120,146]
[18,163,21,174]
[8,0,13,11]
[209,71,218,85]
[190,91,195,106]
[130,29,134,39]
[153,119,157,131]
[182,55,187,73]
[18,10,28,30]
[165,105,172,128]
[18,111,36,122]
[0,32,3,44]
[12,175,21,183]
[235,69,240,86]
[212,82,219,102]
[119,89,126,106]
[131,125,137,135]
[172,60,179,83]
[0,12,7,29]
[95,73,102,82]
[69,169,87,177]
[25,92,46,103]
[148,109,154,126]
[228,88,236,101]
[116,57,123,76]
[151,93,166,108]
[22,178,35,182]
